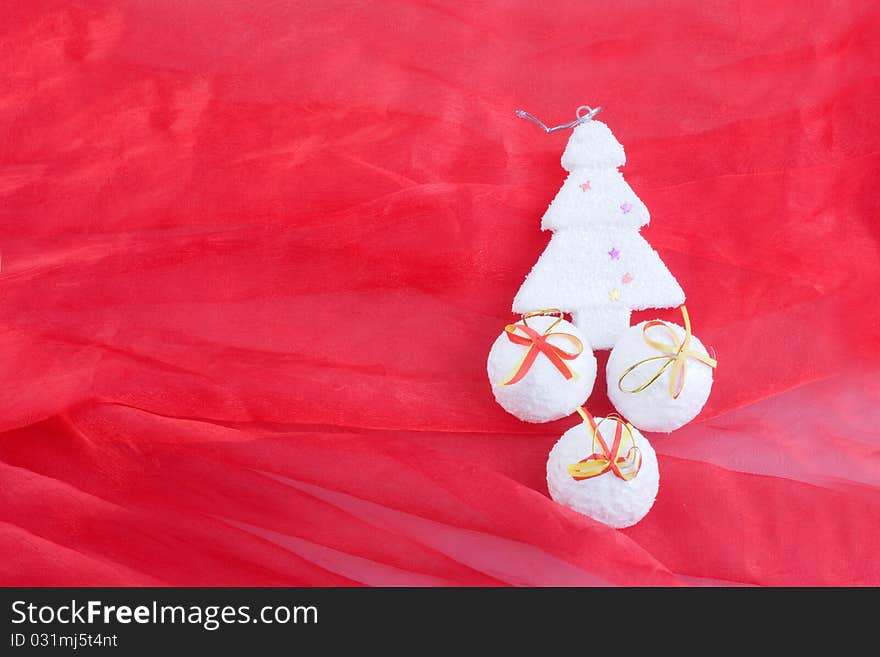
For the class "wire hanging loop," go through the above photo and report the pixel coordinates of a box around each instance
[515,105,602,133]
[521,308,566,332]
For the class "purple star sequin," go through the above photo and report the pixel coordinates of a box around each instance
[620,202,632,214]
[608,247,620,260]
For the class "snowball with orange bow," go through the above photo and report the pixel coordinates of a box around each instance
[487,310,597,423]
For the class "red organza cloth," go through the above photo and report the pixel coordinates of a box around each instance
[2,1,878,586]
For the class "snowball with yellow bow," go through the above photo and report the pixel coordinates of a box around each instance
[607,306,717,432]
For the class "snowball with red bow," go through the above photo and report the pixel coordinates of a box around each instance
[487,311,596,423]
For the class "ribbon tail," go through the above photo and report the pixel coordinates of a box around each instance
[576,407,597,431]
[693,351,718,369]
[669,359,686,399]
[543,348,576,381]
[501,346,538,386]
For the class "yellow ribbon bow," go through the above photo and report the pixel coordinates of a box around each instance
[567,408,642,482]
[617,305,717,399]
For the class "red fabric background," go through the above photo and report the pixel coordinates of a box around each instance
[2,0,879,586]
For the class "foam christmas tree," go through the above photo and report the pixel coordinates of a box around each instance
[512,115,685,349]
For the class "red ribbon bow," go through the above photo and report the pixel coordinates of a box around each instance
[500,312,583,386]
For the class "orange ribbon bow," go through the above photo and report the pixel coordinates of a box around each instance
[567,408,642,482]
[501,310,583,386]
[617,305,717,400]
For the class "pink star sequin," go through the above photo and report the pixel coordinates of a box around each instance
[608,247,620,260]
[579,180,591,192]
[620,202,632,214]
[622,273,633,284]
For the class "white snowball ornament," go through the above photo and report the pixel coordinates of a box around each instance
[547,410,659,528]
[487,311,596,423]
[607,306,717,433]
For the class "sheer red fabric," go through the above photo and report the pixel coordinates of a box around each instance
[1,0,879,586]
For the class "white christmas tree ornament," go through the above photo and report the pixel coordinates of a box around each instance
[513,107,685,349]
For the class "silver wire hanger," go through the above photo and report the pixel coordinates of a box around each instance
[515,105,602,133]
